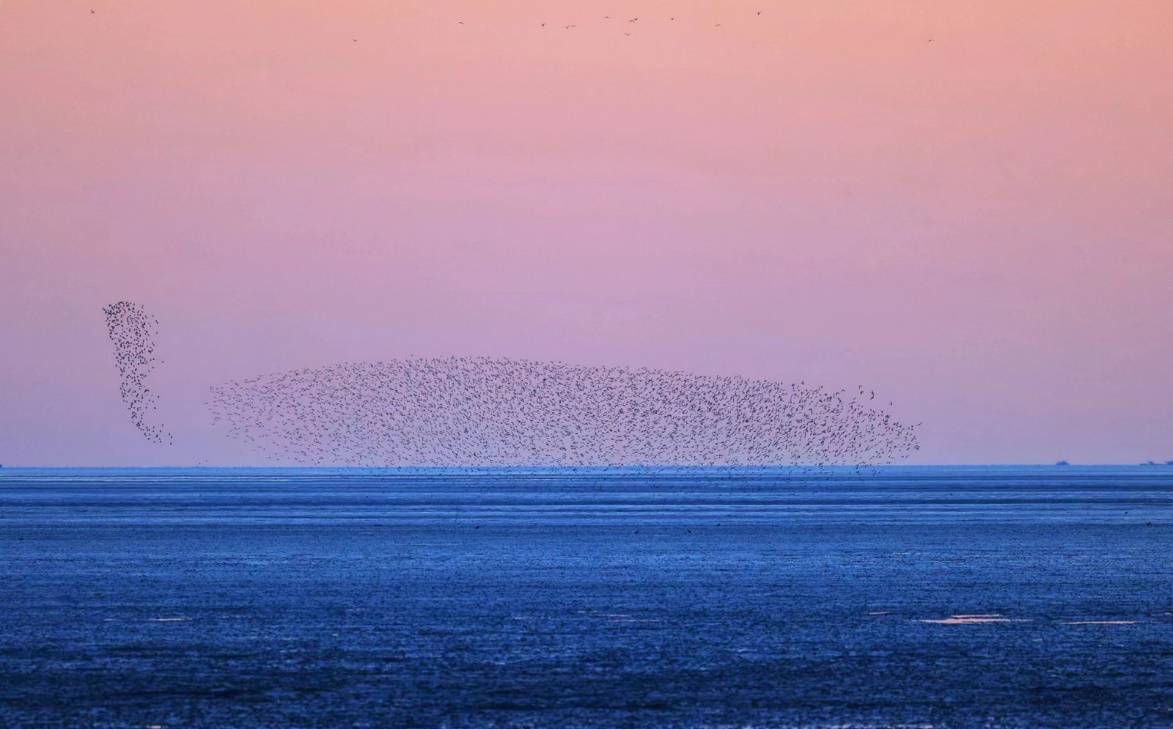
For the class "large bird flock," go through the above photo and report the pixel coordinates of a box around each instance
[208,358,920,467]
[103,301,172,445]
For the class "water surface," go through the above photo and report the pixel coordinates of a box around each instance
[1,466,1170,727]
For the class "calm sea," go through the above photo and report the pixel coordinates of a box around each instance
[1,466,1170,727]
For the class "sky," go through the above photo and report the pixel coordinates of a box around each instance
[1,1,1171,466]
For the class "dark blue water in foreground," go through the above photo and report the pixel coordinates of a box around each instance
[1,466,1170,728]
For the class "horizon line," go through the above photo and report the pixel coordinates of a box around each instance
[2,463,1171,471]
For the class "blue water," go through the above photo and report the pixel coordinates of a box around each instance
[1,466,1170,727]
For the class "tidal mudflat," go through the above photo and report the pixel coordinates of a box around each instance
[1,466,1170,727]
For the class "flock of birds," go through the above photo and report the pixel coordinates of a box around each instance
[102,301,171,445]
[513,10,759,35]
[104,302,921,467]
[442,10,936,44]
[208,357,920,467]
[82,8,937,44]
[80,6,943,47]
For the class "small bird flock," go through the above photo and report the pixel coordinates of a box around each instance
[208,358,919,467]
[435,9,942,44]
[103,301,172,445]
[472,9,763,36]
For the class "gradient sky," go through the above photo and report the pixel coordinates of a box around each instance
[2,1,1171,465]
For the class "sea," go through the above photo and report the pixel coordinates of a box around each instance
[1,466,1170,728]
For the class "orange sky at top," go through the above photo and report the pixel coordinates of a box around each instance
[1,1,1171,464]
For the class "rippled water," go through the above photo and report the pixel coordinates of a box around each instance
[1,466,1170,727]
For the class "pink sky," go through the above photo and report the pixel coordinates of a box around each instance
[1,1,1170,465]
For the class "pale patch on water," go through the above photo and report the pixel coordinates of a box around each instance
[818,725,934,729]
[567,609,659,624]
[148,617,190,623]
[391,721,927,729]
[600,612,659,623]
[918,613,1028,625]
